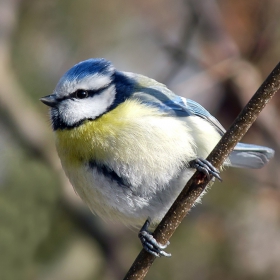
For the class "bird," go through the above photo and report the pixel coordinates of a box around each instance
[41,58,274,257]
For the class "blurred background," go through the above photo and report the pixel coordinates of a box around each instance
[0,0,280,279]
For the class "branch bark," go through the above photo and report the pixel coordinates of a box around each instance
[123,62,280,280]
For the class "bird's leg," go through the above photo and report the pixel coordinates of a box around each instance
[138,218,171,257]
[189,158,222,181]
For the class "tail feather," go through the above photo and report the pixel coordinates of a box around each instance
[227,143,274,169]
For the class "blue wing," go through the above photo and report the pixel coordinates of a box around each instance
[183,99,226,135]
[129,79,274,169]
[165,96,275,167]
[116,71,225,134]
[132,81,226,135]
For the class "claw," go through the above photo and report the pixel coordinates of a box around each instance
[190,158,222,182]
[138,219,171,257]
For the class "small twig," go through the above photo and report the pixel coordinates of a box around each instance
[123,62,280,280]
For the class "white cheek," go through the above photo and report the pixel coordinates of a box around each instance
[59,85,116,125]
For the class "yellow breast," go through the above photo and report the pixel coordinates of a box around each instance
[55,100,166,165]
[55,99,200,181]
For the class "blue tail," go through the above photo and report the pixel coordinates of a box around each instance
[228,143,274,169]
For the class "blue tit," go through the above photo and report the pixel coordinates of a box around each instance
[41,58,274,257]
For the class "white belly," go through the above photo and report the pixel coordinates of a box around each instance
[65,162,196,226]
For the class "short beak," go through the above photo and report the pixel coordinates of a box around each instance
[40,94,58,107]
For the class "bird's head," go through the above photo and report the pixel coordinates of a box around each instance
[41,58,134,130]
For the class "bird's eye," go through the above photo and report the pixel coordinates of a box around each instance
[75,90,88,99]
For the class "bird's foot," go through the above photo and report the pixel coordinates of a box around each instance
[138,218,171,257]
[190,158,222,182]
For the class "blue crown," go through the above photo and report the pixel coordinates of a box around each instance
[63,58,114,81]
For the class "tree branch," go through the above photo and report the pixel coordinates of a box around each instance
[123,62,280,280]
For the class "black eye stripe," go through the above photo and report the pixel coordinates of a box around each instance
[64,82,113,101]
[70,88,105,98]
[57,82,113,102]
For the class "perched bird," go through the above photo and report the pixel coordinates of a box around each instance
[41,58,274,257]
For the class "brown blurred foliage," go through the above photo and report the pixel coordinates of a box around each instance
[0,0,280,280]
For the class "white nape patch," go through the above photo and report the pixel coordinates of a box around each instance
[59,84,116,125]
[55,74,112,98]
